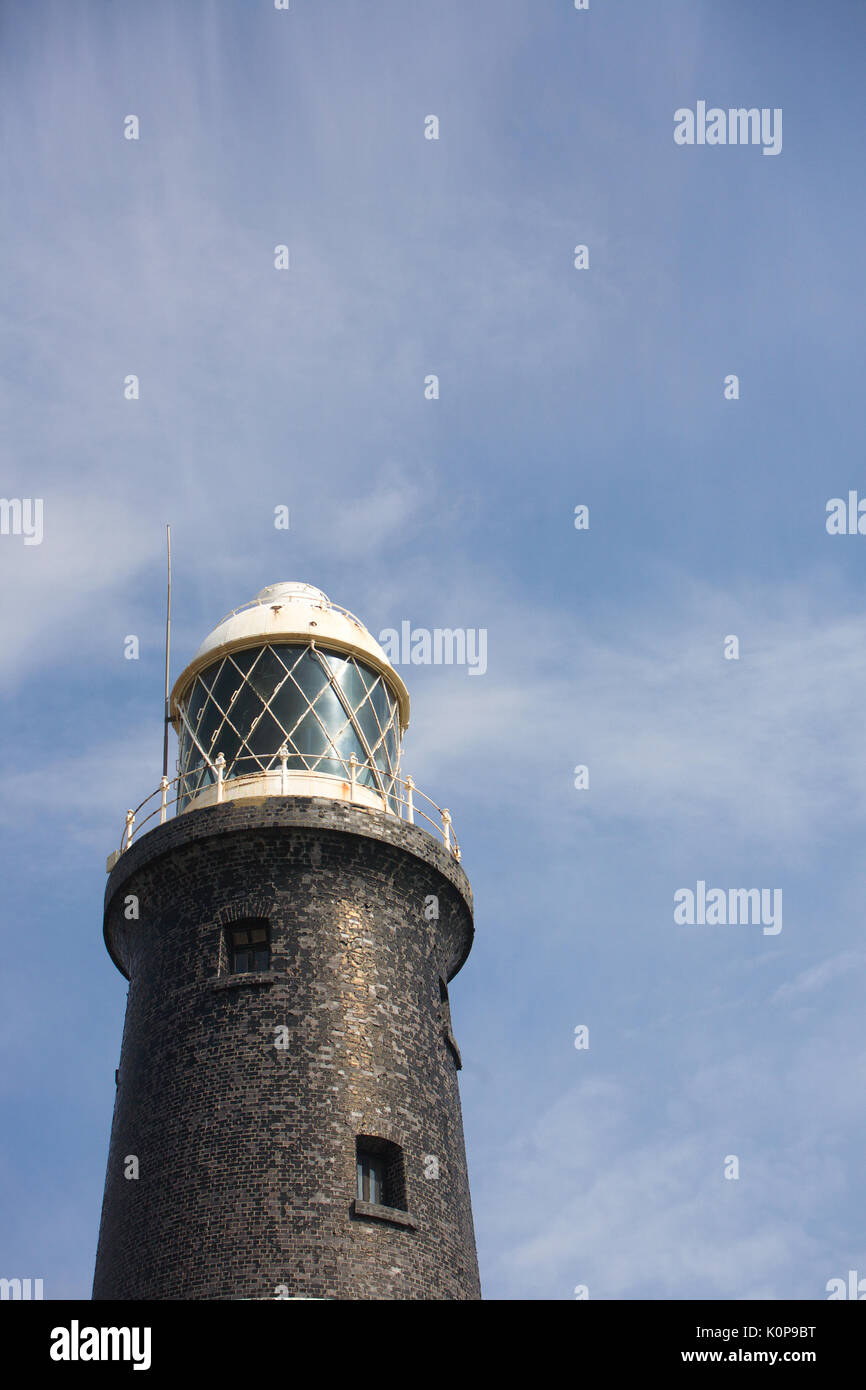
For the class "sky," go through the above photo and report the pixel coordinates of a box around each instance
[2,0,866,1301]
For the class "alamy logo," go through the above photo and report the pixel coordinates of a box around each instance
[0,497,43,545]
[826,1271,866,1299]
[378,622,487,676]
[674,881,782,936]
[826,493,866,534]
[0,1277,43,1299]
[674,103,782,156]
[50,1321,152,1371]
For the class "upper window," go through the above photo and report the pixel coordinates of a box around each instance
[229,921,270,974]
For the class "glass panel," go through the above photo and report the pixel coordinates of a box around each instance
[250,928,267,943]
[225,683,266,743]
[194,658,222,698]
[187,678,210,729]
[233,948,251,973]
[269,683,318,742]
[385,726,399,764]
[368,680,395,737]
[242,709,288,764]
[247,646,293,702]
[331,723,366,769]
[353,698,383,755]
[370,1157,384,1205]
[206,659,246,719]
[180,757,210,804]
[300,680,347,735]
[177,680,223,805]
[324,655,369,712]
[289,710,333,760]
[285,647,329,702]
[210,723,244,772]
[227,647,259,676]
[253,947,269,971]
[195,695,227,754]
[356,1153,384,1204]
[350,658,379,695]
[232,930,250,945]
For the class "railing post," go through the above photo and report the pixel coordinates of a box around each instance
[159,776,169,825]
[348,752,357,803]
[405,776,415,824]
[215,752,226,803]
[441,808,452,853]
[278,744,289,796]
[124,809,135,849]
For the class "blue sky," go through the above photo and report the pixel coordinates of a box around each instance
[3,0,866,1300]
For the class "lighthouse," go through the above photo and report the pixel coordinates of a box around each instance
[92,582,480,1300]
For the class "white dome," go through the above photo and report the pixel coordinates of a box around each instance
[170,581,410,730]
[255,581,328,604]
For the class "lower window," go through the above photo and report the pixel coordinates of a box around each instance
[355,1136,406,1211]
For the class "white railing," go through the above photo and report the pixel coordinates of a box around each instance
[217,593,368,633]
[110,750,460,865]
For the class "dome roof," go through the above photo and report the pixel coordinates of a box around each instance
[170,581,410,730]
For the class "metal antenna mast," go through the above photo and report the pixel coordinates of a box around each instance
[162,524,172,780]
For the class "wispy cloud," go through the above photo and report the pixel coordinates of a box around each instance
[402,574,866,860]
[771,950,866,1006]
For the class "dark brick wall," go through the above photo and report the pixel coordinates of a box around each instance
[92,797,481,1301]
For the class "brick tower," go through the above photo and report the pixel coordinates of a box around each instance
[92,582,480,1300]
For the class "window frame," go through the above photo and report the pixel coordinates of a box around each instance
[226,919,271,975]
[354,1136,408,1213]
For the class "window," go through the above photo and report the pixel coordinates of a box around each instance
[356,1151,386,1205]
[355,1137,406,1211]
[229,921,270,974]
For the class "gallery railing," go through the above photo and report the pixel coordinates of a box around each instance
[109,750,460,866]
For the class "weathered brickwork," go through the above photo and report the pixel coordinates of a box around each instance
[92,797,480,1301]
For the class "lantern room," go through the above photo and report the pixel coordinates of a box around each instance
[169,582,410,814]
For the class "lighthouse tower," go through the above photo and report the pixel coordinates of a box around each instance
[92,582,480,1301]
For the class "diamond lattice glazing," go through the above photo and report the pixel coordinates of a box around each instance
[176,644,401,809]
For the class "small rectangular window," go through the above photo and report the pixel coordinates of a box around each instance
[356,1152,385,1205]
[355,1137,407,1211]
[229,923,270,974]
